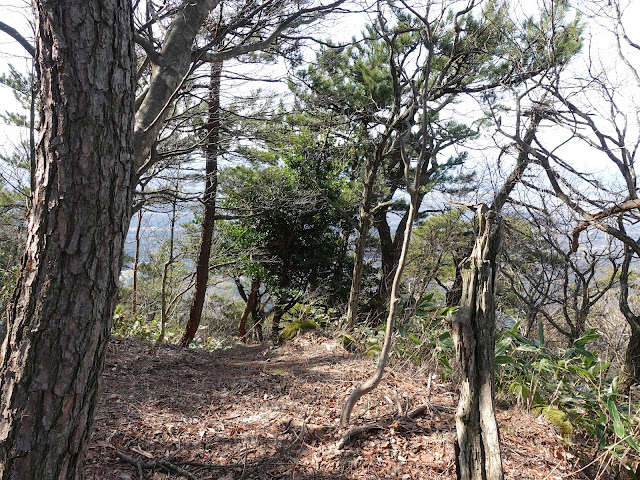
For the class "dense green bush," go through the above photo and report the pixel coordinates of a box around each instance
[495,324,640,477]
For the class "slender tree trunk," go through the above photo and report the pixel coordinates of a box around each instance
[0,1,135,477]
[271,305,284,342]
[618,243,640,395]
[372,199,421,323]
[157,194,178,345]
[341,190,419,425]
[346,214,370,328]
[451,205,504,480]
[253,299,266,342]
[238,278,259,341]
[346,156,379,328]
[180,61,222,347]
[132,207,143,316]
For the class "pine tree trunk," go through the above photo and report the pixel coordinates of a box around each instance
[451,205,504,480]
[180,61,222,347]
[0,1,135,478]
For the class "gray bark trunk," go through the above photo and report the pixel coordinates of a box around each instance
[134,0,218,177]
[345,213,370,328]
[0,0,135,477]
[346,153,381,328]
[451,205,503,480]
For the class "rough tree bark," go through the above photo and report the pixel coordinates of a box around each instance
[180,61,222,347]
[450,205,504,480]
[0,0,135,477]
[450,108,543,479]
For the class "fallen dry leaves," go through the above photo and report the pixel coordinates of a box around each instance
[84,332,588,479]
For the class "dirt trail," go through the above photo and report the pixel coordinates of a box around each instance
[85,332,585,479]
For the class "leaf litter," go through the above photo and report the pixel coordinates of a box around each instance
[85,332,588,479]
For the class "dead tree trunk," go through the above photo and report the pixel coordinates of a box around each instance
[180,61,222,347]
[0,0,135,477]
[450,205,504,480]
[449,105,543,480]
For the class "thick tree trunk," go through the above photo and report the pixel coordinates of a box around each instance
[451,205,503,480]
[180,61,222,348]
[0,1,135,478]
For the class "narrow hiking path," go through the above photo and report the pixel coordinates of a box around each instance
[85,332,586,479]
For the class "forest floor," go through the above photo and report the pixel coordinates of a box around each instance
[85,331,591,480]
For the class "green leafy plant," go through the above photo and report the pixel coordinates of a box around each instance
[495,325,640,476]
[343,293,457,376]
[112,304,161,341]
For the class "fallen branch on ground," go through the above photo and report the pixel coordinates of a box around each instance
[116,451,243,480]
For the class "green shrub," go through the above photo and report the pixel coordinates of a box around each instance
[343,292,457,378]
[112,304,160,341]
[495,324,640,476]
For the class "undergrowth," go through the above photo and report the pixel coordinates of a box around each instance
[342,292,640,477]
